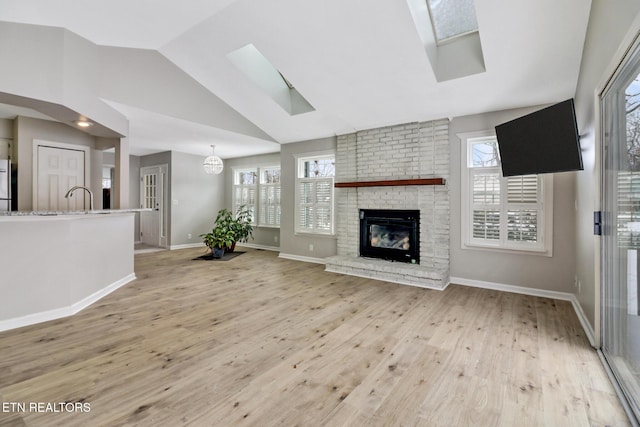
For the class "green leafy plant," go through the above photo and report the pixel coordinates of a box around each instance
[201,206,254,252]
[231,205,254,243]
[200,226,235,250]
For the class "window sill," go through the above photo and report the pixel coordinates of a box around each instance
[462,242,552,257]
[294,231,337,238]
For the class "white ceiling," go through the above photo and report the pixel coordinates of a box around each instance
[0,0,592,158]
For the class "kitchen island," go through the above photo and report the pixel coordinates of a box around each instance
[0,210,139,332]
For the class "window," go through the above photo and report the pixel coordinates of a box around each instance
[233,169,257,224]
[259,166,281,227]
[142,172,157,210]
[232,166,281,227]
[295,153,335,235]
[460,132,553,254]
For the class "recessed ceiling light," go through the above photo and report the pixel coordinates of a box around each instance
[74,120,93,128]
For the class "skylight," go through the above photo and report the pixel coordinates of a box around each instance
[227,44,315,116]
[426,0,478,43]
[406,0,485,81]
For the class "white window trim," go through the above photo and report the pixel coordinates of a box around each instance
[294,151,336,236]
[232,166,282,229]
[459,130,554,257]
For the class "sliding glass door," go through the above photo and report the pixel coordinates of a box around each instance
[602,37,640,423]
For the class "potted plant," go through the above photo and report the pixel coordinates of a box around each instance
[210,206,254,253]
[230,205,254,250]
[200,226,234,259]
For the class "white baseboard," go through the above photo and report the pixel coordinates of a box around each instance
[450,276,596,346]
[278,253,327,265]
[171,242,279,252]
[569,294,597,347]
[0,273,136,333]
[236,242,280,252]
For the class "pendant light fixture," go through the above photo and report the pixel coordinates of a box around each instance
[203,144,224,174]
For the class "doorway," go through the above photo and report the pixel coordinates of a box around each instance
[34,142,89,211]
[601,33,640,423]
[140,164,168,248]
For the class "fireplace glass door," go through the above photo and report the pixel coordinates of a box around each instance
[360,209,419,263]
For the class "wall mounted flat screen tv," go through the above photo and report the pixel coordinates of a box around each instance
[495,99,583,177]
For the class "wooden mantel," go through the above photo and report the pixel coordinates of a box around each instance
[334,178,446,188]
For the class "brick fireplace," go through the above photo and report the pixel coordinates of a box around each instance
[325,119,450,290]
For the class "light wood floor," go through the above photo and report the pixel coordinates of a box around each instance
[0,248,630,426]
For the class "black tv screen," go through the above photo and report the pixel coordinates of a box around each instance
[495,99,583,177]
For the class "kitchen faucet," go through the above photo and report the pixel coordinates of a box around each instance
[64,185,94,211]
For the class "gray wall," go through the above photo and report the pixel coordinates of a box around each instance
[129,155,141,241]
[224,152,281,249]
[170,151,224,248]
[449,108,577,292]
[139,151,172,245]
[280,137,338,259]
[132,150,225,248]
[14,116,98,211]
[0,119,12,139]
[573,2,640,330]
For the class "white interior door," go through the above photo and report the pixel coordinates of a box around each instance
[140,165,167,247]
[36,145,85,211]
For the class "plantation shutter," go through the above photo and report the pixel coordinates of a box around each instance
[233,169,257,224]
[463,134,549,252]
[258,167,281,227]
[295,154,335,235]
[471,171,501,240]
[314,178,333,233]
[259,184,281,227]
[506,175,539,243]
[297,177,333,233]
[298,180,314,231]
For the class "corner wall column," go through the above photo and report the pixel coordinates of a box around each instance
[114,137,130,209]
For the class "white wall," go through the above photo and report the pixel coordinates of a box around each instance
[97,47,273,141]
[0,213,134,331]
[574,2,640,331]
[0,22,127,135]
[449,107,577,292]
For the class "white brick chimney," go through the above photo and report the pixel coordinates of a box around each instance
[325,119,450,289]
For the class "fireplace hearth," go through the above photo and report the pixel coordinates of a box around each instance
[359,209,420,264]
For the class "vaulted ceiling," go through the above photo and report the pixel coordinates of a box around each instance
[0,0,592,158]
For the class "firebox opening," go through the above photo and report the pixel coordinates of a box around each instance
[359,209,420,264]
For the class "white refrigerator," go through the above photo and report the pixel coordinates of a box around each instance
[0,159,10,211]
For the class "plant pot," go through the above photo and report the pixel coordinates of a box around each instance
[211,246,225,259]
[226,241,236,253]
